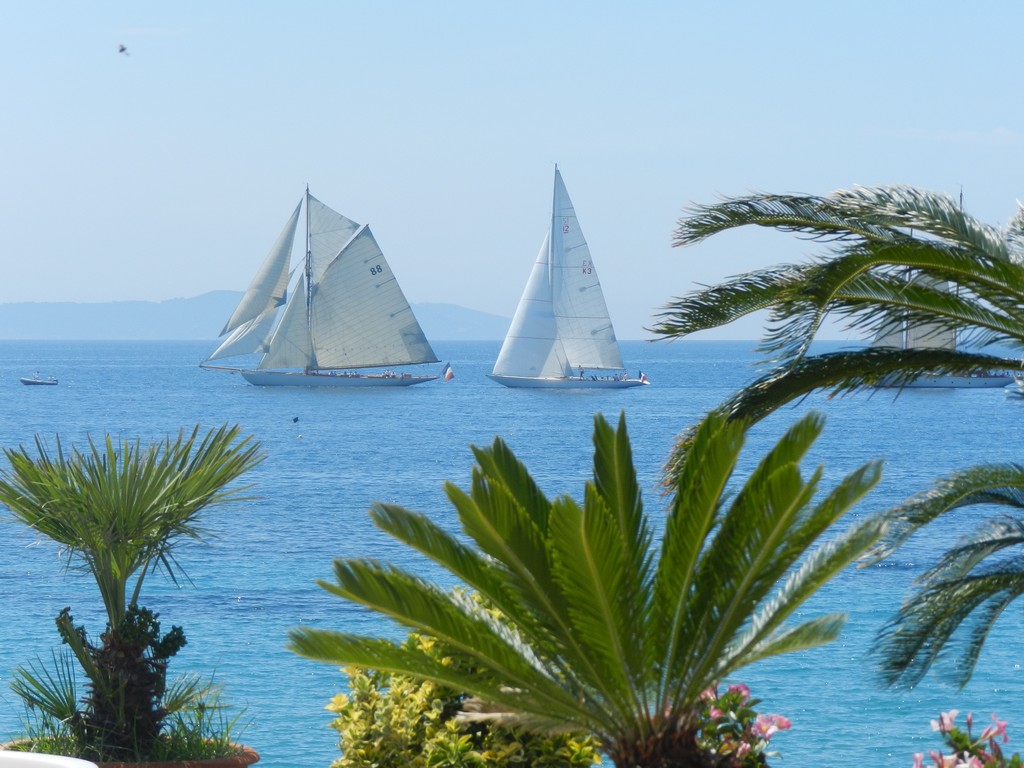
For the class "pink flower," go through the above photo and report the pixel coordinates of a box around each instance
[710,707,723,719]
[700,686,718,702]
[932,711,959,734]
[752,713,791,740]
[979,714,1008,744]
[727,683,751,703]
[913,752,925,768]
[736,743,751,759]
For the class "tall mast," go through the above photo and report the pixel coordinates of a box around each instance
[305,185,313,332]
[304,185,314,371]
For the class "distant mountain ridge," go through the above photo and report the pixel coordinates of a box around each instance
[0,292,511,341]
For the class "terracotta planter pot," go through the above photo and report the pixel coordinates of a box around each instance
[95,745,259,768]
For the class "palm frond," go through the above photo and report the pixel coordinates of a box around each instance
[653,412,747,701]
[673,193,895,248]
[867,463,1024,562]
[650,266,810,338]
[874,568,1024,687]
[664,348,1020,482]
[289,630,601,734]
[727,613,847,668]
[829,185,1008,260]
[10,650,79,722]
[548,494,646,719]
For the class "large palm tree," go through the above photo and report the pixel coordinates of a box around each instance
[0,423,263,758]
[291,411,884,768]
[652,185,1024,465]
[652,184,1024,688]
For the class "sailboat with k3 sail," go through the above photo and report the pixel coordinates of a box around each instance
[202,187,440,387]
[488,167,648,389]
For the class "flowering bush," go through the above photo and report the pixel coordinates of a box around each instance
[697,683,791,768]
[915,710,1022,768]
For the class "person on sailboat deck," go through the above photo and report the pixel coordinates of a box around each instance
[579,368,584,378]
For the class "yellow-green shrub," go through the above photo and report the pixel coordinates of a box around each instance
[328,634,600,768]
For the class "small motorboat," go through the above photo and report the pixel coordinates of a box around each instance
[21,373,58,386]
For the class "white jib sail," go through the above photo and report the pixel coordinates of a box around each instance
[258,278,315,370]
[310,225,438,369]
[221,200,300,336]
[549,169,624,371]
[491,230,569,379]
[206,308,279,362]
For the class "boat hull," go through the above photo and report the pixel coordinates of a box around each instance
[878,374,1013,389]
[20,377,57,386]
[487,374,648,389]
[237,370,437,387]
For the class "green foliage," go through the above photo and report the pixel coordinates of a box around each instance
[10,674,245,762]
[653,185,1024,471]
[653,183,1024,690]
[917,710,1023,768]
[696,684,789,768]
[328,632,600,768]
[0,424,263,761]
[292,411,885,768]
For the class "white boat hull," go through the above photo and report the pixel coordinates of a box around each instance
[487,374,648,389]
[204,367,437,387]
[20,377,58,386]
[879,374,1013,389]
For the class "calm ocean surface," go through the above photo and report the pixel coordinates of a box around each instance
[0,339,1020,767]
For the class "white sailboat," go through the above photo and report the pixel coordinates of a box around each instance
[202,188,440,387]
[488,168,648,389]
[873,278,1012,388]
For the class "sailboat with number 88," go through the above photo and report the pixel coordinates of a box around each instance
[202,188,440,387]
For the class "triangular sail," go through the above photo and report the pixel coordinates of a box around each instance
[491,231,570,378]
[206,308,279,361]
[307,193,361,285]
[220,201,299,336]
[207,190,438,380]
[549,169,625,371]
[258,278,315,370]
[310,225,438,369]
[491,169,627,380]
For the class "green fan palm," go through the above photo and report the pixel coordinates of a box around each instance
[0,423,263,759]
[290,411,884,768]
[0,423,263,627]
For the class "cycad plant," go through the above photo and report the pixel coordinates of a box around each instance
[0,424,262,760]
[291,411,885,768]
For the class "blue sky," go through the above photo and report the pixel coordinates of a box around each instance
[3,2,1023,339]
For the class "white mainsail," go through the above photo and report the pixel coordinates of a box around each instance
[871,275,1010,388]
[311,225,436,368]
[873,277,957,351]
[492,168,628,381]
[204,189,438,385]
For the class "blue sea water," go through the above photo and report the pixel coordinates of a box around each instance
[0,339,1021,768]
